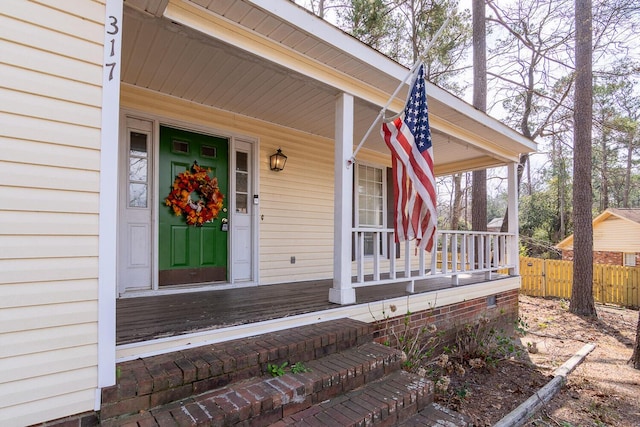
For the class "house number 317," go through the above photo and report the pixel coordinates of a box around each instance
[105,15,119,81]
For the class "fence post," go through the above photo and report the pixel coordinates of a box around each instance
[592,263,598,304]
[542,259,547,297]
[596,264,609,304]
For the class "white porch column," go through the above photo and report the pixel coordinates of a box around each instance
[507,162,520,275]
[96,0,122,407]
[329,93,356,305]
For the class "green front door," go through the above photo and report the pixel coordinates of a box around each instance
[159,126,228,286]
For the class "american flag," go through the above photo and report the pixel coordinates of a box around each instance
[381,63,437,252]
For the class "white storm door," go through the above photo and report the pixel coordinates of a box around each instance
[231,140,254,282]
[118,117,153,294]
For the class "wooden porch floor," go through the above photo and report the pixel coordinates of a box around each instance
[116,274,497,345]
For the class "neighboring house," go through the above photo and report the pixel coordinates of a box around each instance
[0,1,536,425]
[556,208,640,266]
[487,217,504,232]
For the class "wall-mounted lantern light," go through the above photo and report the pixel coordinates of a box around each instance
[269,148,287,172]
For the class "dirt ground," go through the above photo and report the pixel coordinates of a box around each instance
[436,294,640,426]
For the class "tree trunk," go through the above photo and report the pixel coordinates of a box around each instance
[633,311,640,369]
[472,170,487,231]
[550,137,566,242]
[526,158,532,196]
[570,0,596,318]
[471,0,487,233]
[631,311,640,369]
[624,136,633,208]
[554,137,567,239]
[317,0,326,18]
[600,126,609,211]
[452,174,463,230]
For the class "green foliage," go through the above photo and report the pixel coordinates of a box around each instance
[394,315,440,372]
[336,0,472,94]
[487,193,508,225]
[338,0,395,52]
[453,317,524,367]
[454,384,469,400]
[290,362,310,374]
[514,316,529,336]
[519,190,563,256]
[371,299,441,374]
[518,176,570,259]
[591,74,640,212]
[267,361,311,377]
[267,362,288,377]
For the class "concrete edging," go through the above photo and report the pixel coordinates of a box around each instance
[493,343,596,427]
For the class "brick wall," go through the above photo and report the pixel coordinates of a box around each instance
[372,289,519,350]
[562,250,640,266]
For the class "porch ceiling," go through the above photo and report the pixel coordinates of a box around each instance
[122,0,536,175]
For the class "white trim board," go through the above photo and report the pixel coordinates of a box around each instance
[98,0,123,395]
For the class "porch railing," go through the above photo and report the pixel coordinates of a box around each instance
[352,228,517,292]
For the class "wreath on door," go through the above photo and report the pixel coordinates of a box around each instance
[165,161,224,226]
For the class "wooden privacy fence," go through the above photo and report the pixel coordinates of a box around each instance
[520,257,640,308]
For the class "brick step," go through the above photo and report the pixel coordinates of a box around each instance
[101,342,405,426]
[101,318,374,420]
[275,369,433,426]
[397,402,469,426]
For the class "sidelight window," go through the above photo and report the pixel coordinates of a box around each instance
[128,131,149,208]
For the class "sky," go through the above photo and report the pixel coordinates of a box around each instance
[293,0,640,199]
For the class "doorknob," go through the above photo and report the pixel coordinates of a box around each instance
[221,218,228,224]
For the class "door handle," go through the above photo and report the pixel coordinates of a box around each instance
[221,218,229,224]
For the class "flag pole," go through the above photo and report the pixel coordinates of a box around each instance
[347,16,451,167]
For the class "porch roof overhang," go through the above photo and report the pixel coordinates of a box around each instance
[122,0,537,175]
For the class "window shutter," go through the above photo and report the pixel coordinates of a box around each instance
[387,167,400,258]
[351,172,356,261]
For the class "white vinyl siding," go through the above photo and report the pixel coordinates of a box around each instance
[0,1,105,425]
[1,280,98,308]
[0,258,99,285]
[1,301,98,333]
[1,389,97,427]
[0,135,101,170]
[259,139,335,283]
[0,88,101,127]
[0,367,97,414]
[0,236,99,259]
[0,112,102,150]
[0,323,98,360]
[0,211,99,236]
[0,161,99,192]
[0,345,97,384]
[593,217,640,253]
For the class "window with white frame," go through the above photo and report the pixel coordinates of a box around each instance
[624,253,637,267]
[355,164,386,256]
[128,131,149,208]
